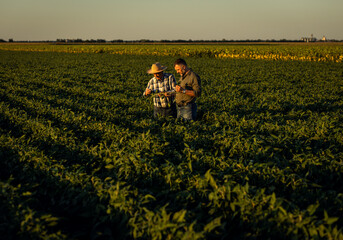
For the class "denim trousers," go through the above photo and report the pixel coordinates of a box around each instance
[154,104,176,118]
[177,102,197,121]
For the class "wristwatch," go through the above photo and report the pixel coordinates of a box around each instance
[183,89,186,94]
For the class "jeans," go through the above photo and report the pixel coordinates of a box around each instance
[154,104,176,118]
[177,102,197,121]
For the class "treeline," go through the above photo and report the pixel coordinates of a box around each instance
[1,38,343,43]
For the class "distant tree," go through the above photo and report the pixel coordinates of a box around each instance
[9,38,14,42]
[175,39,187,43]
[56,39,67,43]
[110,39,124,43]
[139,39,152,43]
[0,39,6,42]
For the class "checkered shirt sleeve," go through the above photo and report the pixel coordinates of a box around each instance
[143,73,176,108]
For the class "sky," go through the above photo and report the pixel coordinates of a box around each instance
[1,0,342,41]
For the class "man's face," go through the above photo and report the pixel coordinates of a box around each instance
[154,72,163,80]
[174,64,186,76]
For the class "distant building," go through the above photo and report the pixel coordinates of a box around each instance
[321,36,327,41]
[301,34,317,42]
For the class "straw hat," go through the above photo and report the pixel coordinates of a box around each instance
[147,62,167,74]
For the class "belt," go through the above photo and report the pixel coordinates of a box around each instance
[177,102,194,107]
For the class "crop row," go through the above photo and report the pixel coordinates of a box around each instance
[0,43,343,62]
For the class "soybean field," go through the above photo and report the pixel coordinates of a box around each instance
[1,44,343,239]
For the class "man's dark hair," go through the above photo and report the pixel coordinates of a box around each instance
[174,58,187,67]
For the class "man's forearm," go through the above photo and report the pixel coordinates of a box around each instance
[184,89,195,97]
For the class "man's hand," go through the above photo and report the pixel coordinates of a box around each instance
[175,85,182,92]
[145,88,152,96]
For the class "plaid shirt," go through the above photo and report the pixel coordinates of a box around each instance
[143,73,176,108]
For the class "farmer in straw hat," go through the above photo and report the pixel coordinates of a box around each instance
[143,62,177,118]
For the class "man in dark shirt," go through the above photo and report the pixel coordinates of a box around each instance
[174,58,201,120]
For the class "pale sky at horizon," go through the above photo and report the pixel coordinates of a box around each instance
[1,0,342,41]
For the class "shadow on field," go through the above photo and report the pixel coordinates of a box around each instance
[0,144,130,240]
[221,98,343,218]
[292,100,343,114]
[230,102,343,124]
[1,88,152,145]
[0,108,102,168]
